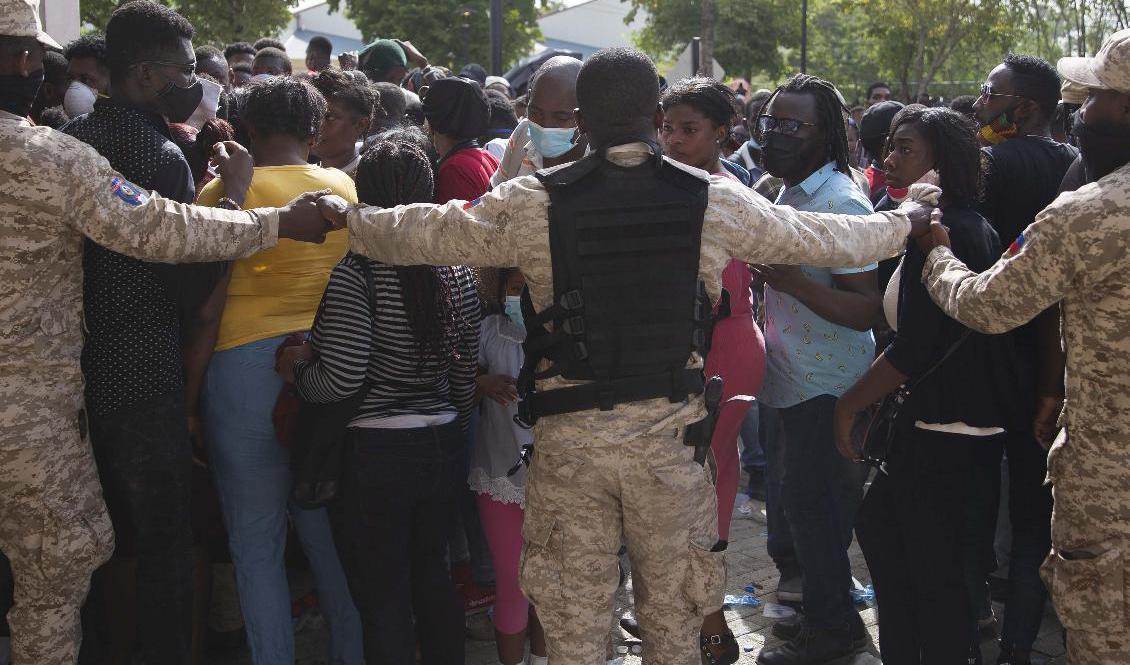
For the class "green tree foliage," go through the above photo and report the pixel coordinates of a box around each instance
[626,0,801,81]
[330,0,542,71]
[80,0,296,46]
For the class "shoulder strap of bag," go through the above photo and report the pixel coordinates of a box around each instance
[907,329,972,391]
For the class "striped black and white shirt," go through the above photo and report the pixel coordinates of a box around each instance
[293,253,481,431]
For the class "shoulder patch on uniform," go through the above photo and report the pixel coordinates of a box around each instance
[1007,232,1025,256]
[463,197,481,210]
[109,177,148,207]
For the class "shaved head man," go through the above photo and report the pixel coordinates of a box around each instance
[490,55,584,184]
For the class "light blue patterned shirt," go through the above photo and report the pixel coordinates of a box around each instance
[760,162,878,408]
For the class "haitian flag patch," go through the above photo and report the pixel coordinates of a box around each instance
[1007,232,1026,256]
[462,197,481,211]
[110,177,148,207]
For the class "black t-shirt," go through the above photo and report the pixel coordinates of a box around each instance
[979,136,1079,245]
[975,136,1078,426]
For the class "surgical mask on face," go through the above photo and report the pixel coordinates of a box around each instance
[185,77,222,130]
[503,295,526,335]
[63,80,97,118]
[155,74,204,124]
[527,119,576,158]
[0,69,45,118]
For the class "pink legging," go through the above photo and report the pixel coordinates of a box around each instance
[705,260,767,542]
[475,493,529,634]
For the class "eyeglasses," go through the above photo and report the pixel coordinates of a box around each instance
[757,114,817,136]
[137,59,197,78]
[978,84,1026,101]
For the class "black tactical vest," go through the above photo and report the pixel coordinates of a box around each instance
[517,143,711,423]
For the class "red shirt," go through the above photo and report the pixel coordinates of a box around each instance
[435,147,499,204]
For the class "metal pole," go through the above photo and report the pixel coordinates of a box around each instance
[691,36,701,76]
[490,0,503,75]
[800,0,808,73]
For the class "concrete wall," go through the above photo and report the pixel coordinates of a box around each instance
[40,0,80,47]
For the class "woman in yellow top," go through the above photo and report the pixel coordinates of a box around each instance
[190,77,362,665]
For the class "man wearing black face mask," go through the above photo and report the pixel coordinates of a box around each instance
[966,54,1078,665]
[751,74,879,665]
[917,27,1130,664]
[59,2,216,663]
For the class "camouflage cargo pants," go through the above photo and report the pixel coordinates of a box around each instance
[519,426,724,664]
[0,409,114,664]
[1043,427,1130,665]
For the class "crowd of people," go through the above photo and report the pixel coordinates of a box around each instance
[2,0,1130,664]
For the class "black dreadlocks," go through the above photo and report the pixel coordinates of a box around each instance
[355,140,466,363]
[764,74,852,174]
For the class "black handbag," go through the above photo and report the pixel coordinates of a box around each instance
[860,331,971,474]
[290,254,377,509]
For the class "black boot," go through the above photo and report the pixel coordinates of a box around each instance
[996,642,1032,665]
[700,627,739,665]
[771,611,868,650]
[756,621,854,665]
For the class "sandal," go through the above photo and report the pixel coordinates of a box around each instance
[700,627,739,665]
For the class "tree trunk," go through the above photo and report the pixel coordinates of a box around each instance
[699,0,715,77]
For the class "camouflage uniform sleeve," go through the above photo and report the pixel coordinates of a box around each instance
[65,148,278,263]
[921,197,1088,335]
[709,178,911,268]
[347,177,534,268]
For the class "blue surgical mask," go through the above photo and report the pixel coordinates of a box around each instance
[527,119,577,158]
[503,295,525,334]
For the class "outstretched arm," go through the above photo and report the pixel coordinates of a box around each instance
[715,180,930,269]
[323,177,539,269]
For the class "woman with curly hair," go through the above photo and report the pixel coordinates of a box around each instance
[278,139,481,664]
[192,76,363,665]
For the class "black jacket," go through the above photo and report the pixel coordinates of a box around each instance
[884,206,1030,431]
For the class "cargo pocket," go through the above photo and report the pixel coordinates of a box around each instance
[1041,542,1124,632]
[519,510,561,609]
[36,489,115,600]
[684,539,726,615]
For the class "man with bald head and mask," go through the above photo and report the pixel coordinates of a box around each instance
[491,55,585,186]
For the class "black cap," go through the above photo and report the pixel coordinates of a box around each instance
[423,76,490,139]
[859,100,905,141]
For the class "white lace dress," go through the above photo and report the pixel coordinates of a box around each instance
[468,315,532,506]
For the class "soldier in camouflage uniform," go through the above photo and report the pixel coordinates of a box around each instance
[0,3,332,661]
[917,28,1130,665]
[320,48,933,664]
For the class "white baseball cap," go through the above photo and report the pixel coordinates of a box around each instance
[1058,28,1130,95]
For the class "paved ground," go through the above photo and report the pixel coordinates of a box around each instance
[218,494,1065,665]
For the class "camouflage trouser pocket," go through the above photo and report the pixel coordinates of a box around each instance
[35,489,115,600]
[1041,542,1124,632]
[683,540,726,615]
[519,510,560,609]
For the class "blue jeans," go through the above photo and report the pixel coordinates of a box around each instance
[778,395,868,627]
[204,336,363,665]
[762,404,799,576]
[739,403,766,470]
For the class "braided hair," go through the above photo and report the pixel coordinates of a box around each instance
[764,74,852,174]
[355,140,466,362]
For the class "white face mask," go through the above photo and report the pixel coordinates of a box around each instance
[185,77,223,130]
[63,80,97,118]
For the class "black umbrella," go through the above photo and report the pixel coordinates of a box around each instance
[504,48,583,97]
